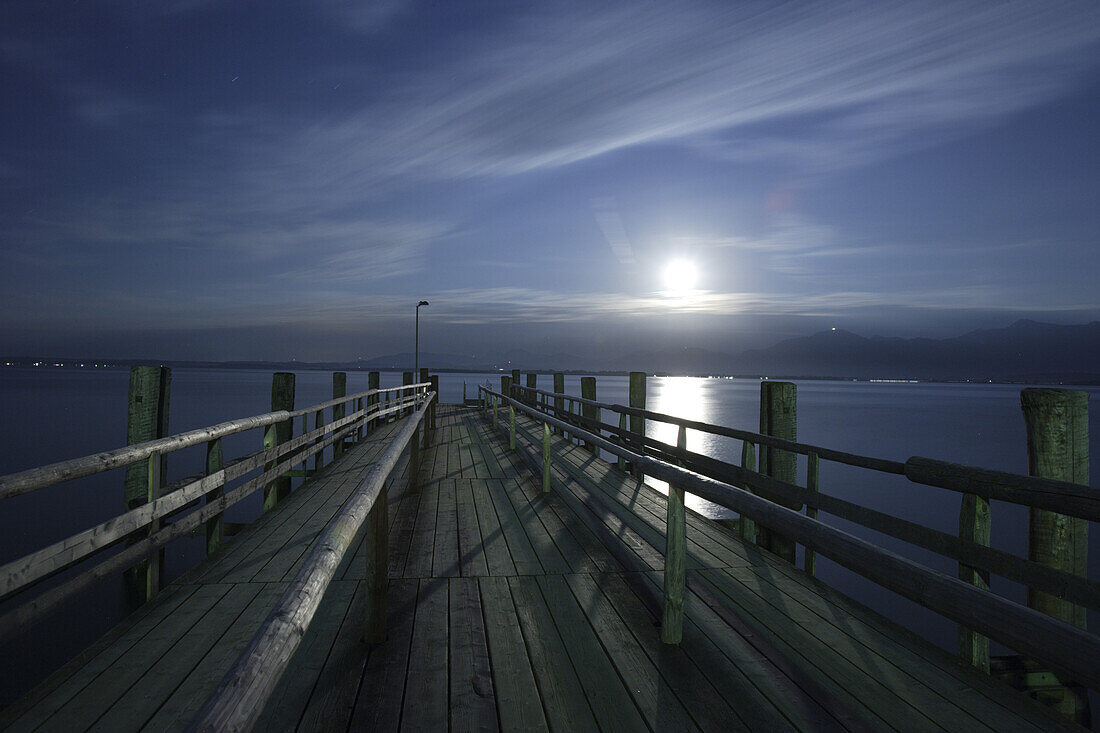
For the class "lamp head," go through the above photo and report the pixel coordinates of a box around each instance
[418,300,429,307]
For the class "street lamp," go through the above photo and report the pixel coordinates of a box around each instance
[415,300,429,379]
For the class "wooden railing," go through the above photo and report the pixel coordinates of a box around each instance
[0,381,433,643]
[478,384,1100,692]
[189,391,435,732]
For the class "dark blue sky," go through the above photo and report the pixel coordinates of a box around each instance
[2,2,1099,361]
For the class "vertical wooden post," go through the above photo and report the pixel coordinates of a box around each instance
[313,410,324,474]
[402,371,414,415]
[629,371,646,479]
[509,405,516,451]
[501,375,512,404]
[581,377,597,455]
[409,420,420,491]
[363,486,388,644]
[617,413,629,472]
[429,375,439,433]
[511,369,521,398]
[333,372,346,458]
[368,371,380,430]
[145,450,162,600]
[493,394,499,429]
[267,372,295,507]
[123,365,170,606]
[662,426,687,644]
[958,489,990,672]
[740,441,757,542]
[205,438,224,555]
[420,367,429,385]
[542,422,552,494]
[527,372,537,405]
[1021,389,1088,626]
[805,452,820,577]
[553,372,565,434]
[758,381,798,563]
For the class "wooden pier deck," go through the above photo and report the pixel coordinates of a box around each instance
[1,405,1078,731]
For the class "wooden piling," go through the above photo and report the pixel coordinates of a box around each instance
[739,441,757,542]
[123,365,170,605]
[333,372,346,458]
[501,375,512,402]
[662,425,687,644]
[629,372,646,479]
[268,372,295,507]
[409,421,420,491]
[511,369,520,398]
[429,375,439,432]
[145,451,162,599]
[758,381,799,563]
[492,394,499,429]
[402,371,414,416]
[805,452,820,578]
[617,413,629,471]
[553,372,565,435]
[420,367,429,385]
[509,405,516,451]
[581,377,598,455]
[1021,389,1089,627]
[526,373,537,405]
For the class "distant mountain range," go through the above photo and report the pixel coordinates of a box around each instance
[9,320,1099,382]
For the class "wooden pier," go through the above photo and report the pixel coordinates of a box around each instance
[0,374,1095,731]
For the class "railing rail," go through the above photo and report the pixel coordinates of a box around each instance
[0,382,432,642]
[480,385,1100,691]
[189,392,435,732]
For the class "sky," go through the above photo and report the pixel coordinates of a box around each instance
[2,1,1100,362]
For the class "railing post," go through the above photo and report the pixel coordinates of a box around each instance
[355,396,364,441]
[205,437,224,555]
[629,371,646,479]
[511,369,521,398]
[368,371,380,430]
[739,441,757,542]
[501,375,512,406]
[509,404,516,451]
[402,371,414,416]
[493,394,499,429]
[662,426,687,644]
[526,372,537,406]
[313,409,324,474]
[581,376,598,455]
[542,421,552,493]
[758,381,799,563]
[363,484,388,644]
[617,413,628,471]
[958,488,990,672]
[429,375,439,433]
[123,364,170,606]
[145,450,163,600]
[805,452,819,577]
[333,372,346,458]
[270,372,295,505]
[409,420,420,491]
[553,372,565,434]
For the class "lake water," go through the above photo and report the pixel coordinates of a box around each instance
[0,366,1097,707]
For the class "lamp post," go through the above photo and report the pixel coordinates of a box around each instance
[415,300,429,379]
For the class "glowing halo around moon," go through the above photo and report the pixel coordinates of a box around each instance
[662,258,698,298]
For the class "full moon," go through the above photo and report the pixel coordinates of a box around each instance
[663,258,697,292]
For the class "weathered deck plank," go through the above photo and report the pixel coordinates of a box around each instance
[2,405,1081,732]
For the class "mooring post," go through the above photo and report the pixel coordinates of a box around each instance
[553,372,565,435]
[542,421,552,493]
[402,371,414,416]
[333,372,347,458]
[629,371,646,479]
[363,485,388,644]
[758,381,799,563]
[368,371,380,430]
[123,365,170,606]
[205,437,224,555]
[581,376,598,455]
[267,372,295,508]
[662,425,687,644]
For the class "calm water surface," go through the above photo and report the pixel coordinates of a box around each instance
[0,367,1097,706]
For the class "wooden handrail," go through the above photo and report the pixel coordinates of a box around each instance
[0,384,431,500]
[189,392,435,732]
[482,386,1100,690]
[510,383,1100,518]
